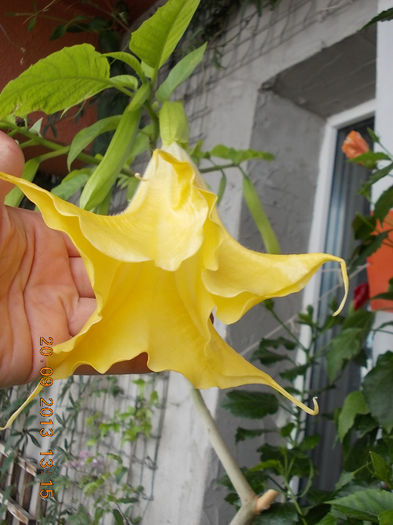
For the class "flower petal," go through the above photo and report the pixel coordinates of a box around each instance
[203,232,348,323]
[0,150,210,271]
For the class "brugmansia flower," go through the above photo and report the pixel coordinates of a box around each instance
[342,130,369,159]
[0,143,347,426]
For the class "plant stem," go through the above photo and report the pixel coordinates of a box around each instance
[190,386,278,524]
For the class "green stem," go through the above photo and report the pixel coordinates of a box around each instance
[268,307,307,352]
[190,386,278,524]
[190,387,255,504]
[200,163,235,173]
[0,121,134,177]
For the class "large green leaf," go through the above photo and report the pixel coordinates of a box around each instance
[363,351,393,432]
[328,489,393,521]
[156,43,207,101]
[338,390,369,442]
[222,390,279,419]
[129,0,200,70]
[0,44,110,118]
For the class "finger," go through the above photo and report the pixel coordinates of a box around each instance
[0,131,25,202]
[68,297,97,336]
[62,232,81,257]
[69,257,95,298]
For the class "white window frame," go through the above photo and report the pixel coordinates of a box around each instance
[302,99,376,313]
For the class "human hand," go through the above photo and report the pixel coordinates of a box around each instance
[0,131,148,388]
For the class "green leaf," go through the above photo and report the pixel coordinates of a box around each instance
[51,170,90,200]
[314,513,337,525]
[352,213,377,241]
[280,422,295,437]
[126,127,152,164]
[350,231,389,267]
[4,158,40,207]
[280,364,308,381]
[253,503,298,524]
[379,509,393,525]
[338,390,369,442]
[104,51,144,79]
[363,351,393,432]
[222,390,279,419]
[129,0,200,70]
[327,310,374,382]
[112,509,124,525]
[210,144,274,164]
[327,328,363,381]
[80,108,140,210]
[334,471,355,491]
[242,174,281,254]
[159,100,189,146]
[235,427,266,443]
[370,452,392,487]
[0,44,110,118]
[359,163,393,198]
[252,348,289,366]
[68,115,121,169]
[374,186,393,223]
[363,7,393,28]
[328,489,393,521]
[299,434,320,451]
[156,43,207,101]
[108,74,138,92]
[124,178,139,202]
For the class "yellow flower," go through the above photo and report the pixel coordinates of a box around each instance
[0,143,347,426]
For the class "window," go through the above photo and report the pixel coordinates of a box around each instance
[306,117,374,490]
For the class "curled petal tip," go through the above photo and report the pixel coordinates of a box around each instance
[333,258,349,316]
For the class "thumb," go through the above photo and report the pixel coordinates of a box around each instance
[0,131,25,202]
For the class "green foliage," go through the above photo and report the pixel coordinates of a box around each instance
[129,0,200,70]
[222,390,279,419]
[220,128,393,524]
[328,489,393,521]
[80,108,140,210]
[67,115,121,169]
[156,43,207,101]
[0,44,110,118]
[159,100,189,146]
[363,352,393,432]
[337,391,369,442]
[242,173,281,254]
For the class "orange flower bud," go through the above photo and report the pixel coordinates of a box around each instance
[342,130,369,159]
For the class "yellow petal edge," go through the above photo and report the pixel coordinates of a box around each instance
[0,143,348,428]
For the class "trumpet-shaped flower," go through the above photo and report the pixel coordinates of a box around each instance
[0,143,347,426]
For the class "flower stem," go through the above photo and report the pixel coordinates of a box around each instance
[190,386,278,524]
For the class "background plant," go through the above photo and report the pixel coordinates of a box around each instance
[221,132,393,524]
